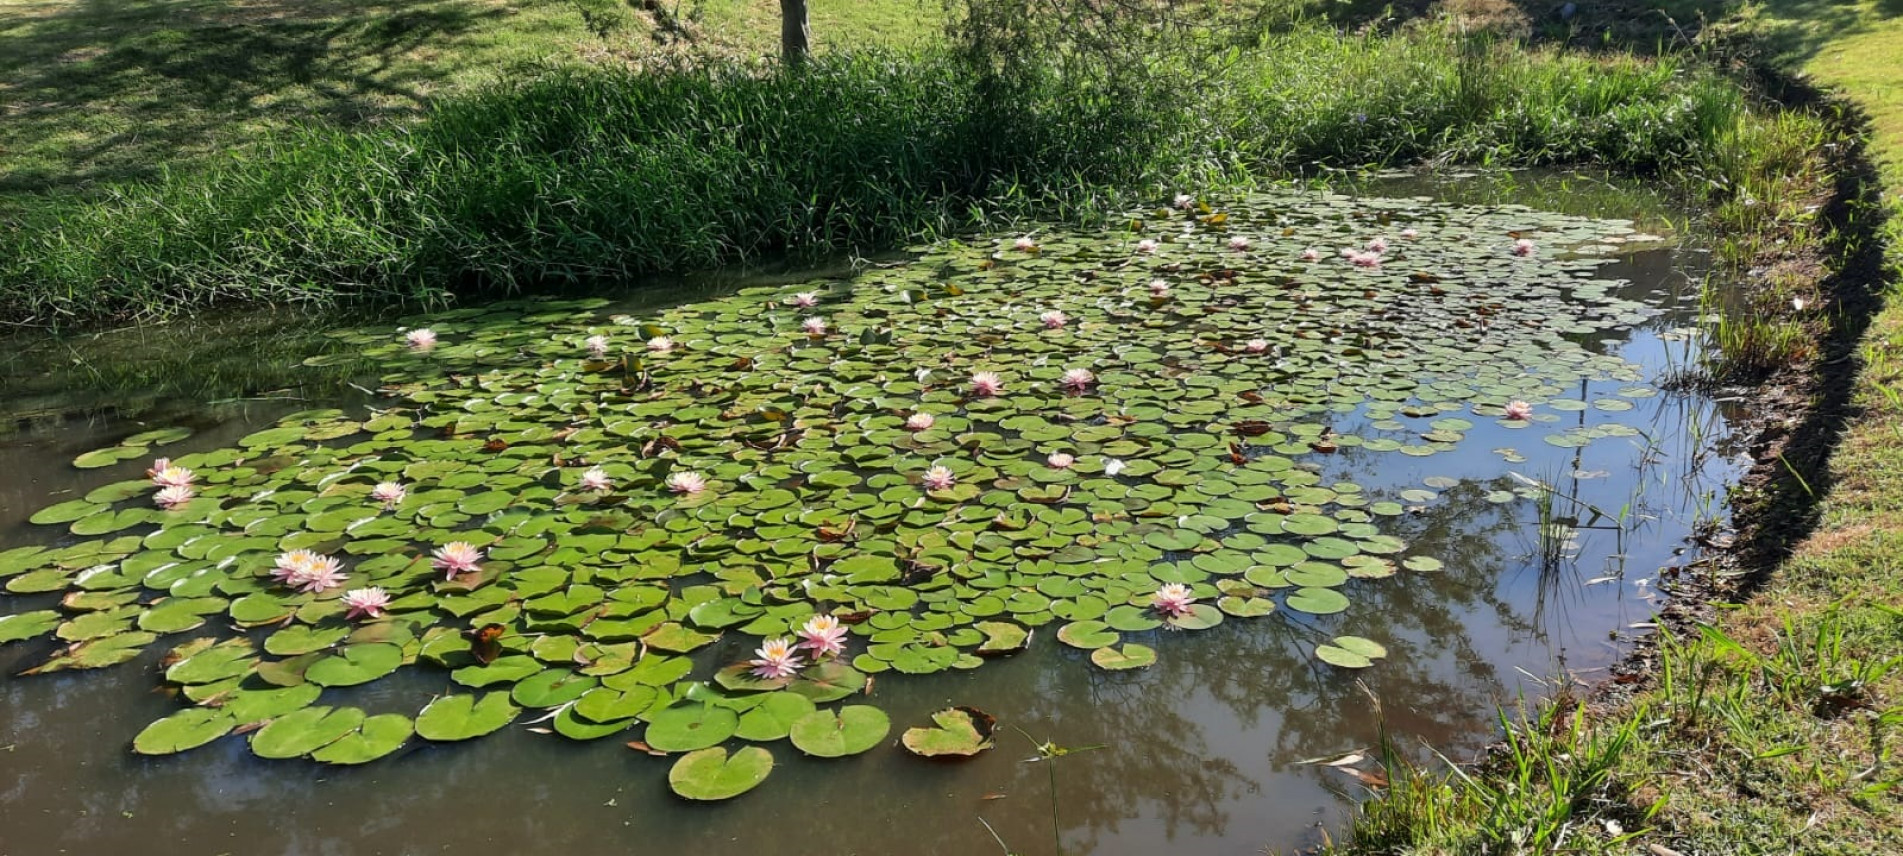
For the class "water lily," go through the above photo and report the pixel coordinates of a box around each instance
[970,371,1004,397]
[1148,279,1170,298]
[922,465,956,491]
[271,550,322,585]
[666,471,709,495]
[1105,458,1127,476]
[791,292,819,308]
[1173,193,1195,210]
[1401,228,1420,239]
[585,335,610,358]
[1350,251,1382,268]
[154,485,195,510]
[149,460,195,488]
[801,316,828,336]
[1152,583,1196,618]
[749,637,804,680]
[432,542,484,579]
[1061,368,1096,391]
[1013,236,1039,252]
[370,481,407,506]
[1512,238,1536,256]
[1367,237,1390,253]
[1135,239,1158,254]
[1504,400,1535,421]
[292,554,347,594]
[405,328,437,350]
[905,412,936,431]
[1228,235,1252,251]
[1040,309,1068,329]
[1047,452,1075,469]
[794,614,848,659]
[1244,339,1270,354]
[1793,296,1808,311]
[647,336,676,353]
[342,587,391,620]
[1300,247,1321,261]
[579,466,612,492]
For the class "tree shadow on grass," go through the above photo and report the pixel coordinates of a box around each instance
[0,0,529,194]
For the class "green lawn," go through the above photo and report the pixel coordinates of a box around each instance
[0,0,940,195]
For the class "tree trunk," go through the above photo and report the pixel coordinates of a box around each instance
[780,0,811,66]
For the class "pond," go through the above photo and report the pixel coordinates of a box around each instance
[0,174,1744,854]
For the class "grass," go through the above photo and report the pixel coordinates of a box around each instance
[0,23,1826,326]
[0,0,944,196]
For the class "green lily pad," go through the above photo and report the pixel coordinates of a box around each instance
[305,643,404,687]
[668,746,774,801]
[1090,643,1157,670]
[250,705,367,759]
[901,706,996,758]
[788,706,890,758]
[643,703,739,752]
[310,713,415,764]
[133,708,237,755]
[1285,587,1351,615]
[415,693,521,741]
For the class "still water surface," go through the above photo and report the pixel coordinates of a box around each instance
[0,174,1742,855]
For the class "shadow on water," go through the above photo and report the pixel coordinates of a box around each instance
[0,172,1750,854]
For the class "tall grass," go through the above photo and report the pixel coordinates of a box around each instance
[0,25,1823,326]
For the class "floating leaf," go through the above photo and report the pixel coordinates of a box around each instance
[250,706,366,759]
[788,706,890,758]
[415,693,521,741]
[1090,643,1157,670]
[668,746,774,801]
[901,706,996,758]
[133,708,236,755]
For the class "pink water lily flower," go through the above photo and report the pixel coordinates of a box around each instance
[1350,251,1383,268]
[585,335,610,358]
[1300,247,1321,261]
[1105,459,1127,476]
[970,371,1004,397]
[370,481,407,506]
[405,328,437,350]
[342,587,391,620]
[272,549,323,585]
[1061,368,1096,391]
[1173,193,1195,210]
[1504,401,1535,421]
[905,412,936,431]
[154,485,195,510]
[801,316,828,336]
[579,466,612,492]
[791,292,819,308]
[149,460,196,488]
[1400,228,1420,239]
[1013,236,1039,252]
[1152,583,1196,618]
[1047,452,1075,469]
[1367,236,1390,253]
[1148,279,1171,298]
[292,554,347,594]
[1228,235,1252,251]
[647,336,676,352]
[1244,339,1270,354]
[1040,310,1068,329]
[666,471,709,495]
[794,614,849,659]
[922,465,956,491]
[432,542,484,580]
[1135,239,1159,254]
[1512,238,1536,256]
[750,637,805,680]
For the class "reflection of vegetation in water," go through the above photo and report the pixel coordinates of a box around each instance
[0,191,1683,800]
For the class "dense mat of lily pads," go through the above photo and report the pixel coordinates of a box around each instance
[0,190,1665,798]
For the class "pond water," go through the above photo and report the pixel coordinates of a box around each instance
[0,174,1744,855]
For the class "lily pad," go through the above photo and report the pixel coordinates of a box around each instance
[133,708,237,755]
[901,706,996,758]
[788,706,890,758]
[668,746,775,801]
[415,693,521,741]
